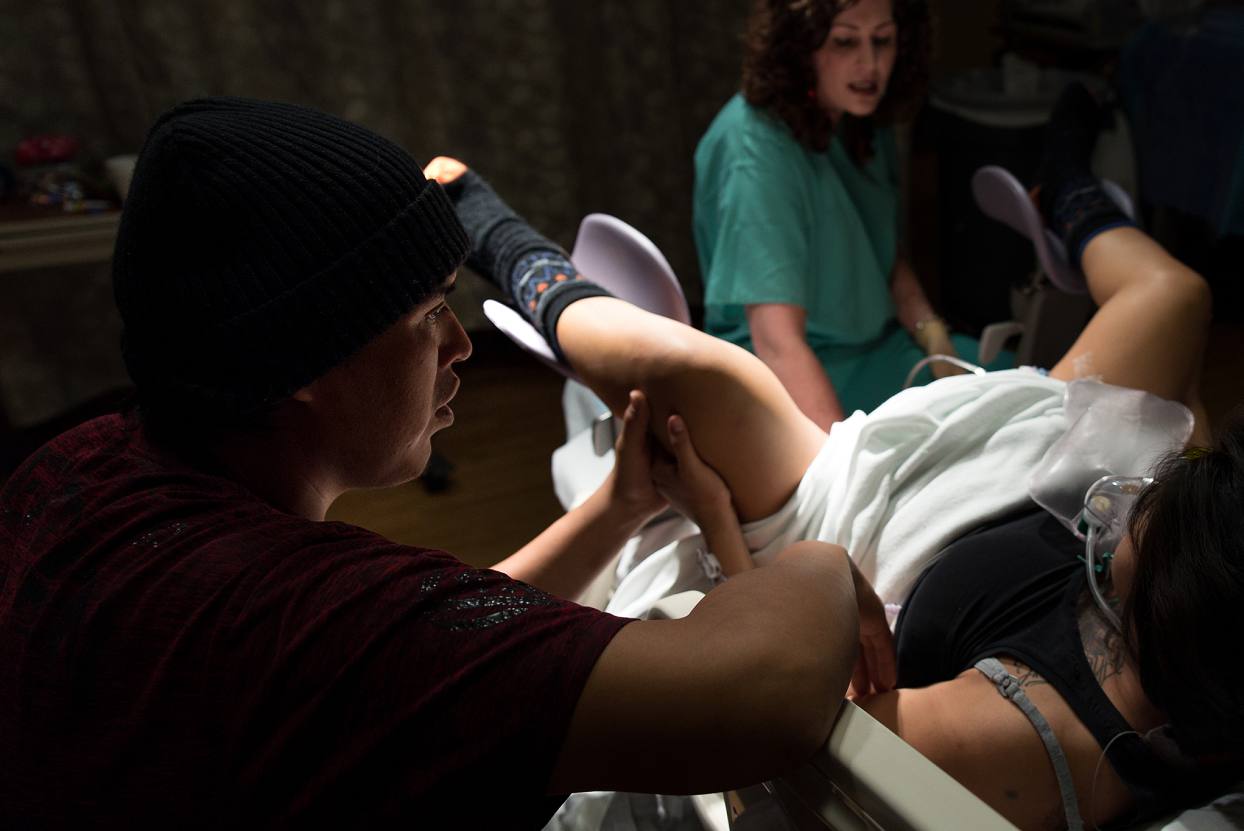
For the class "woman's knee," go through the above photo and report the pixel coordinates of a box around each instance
[1151,267,1213,328]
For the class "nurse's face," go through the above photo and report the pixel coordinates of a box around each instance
[811,0,898,124]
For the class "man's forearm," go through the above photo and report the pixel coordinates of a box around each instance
[680,540,858,748]
[491,477,644,600]
[548,539,863,795]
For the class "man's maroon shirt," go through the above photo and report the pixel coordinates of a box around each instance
[0,414,630,828]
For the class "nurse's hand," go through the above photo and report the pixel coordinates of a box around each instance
[915,317,968,380]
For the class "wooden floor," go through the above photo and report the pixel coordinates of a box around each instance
[327,322,1244,572]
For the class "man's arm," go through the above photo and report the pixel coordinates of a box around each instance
[549,540,859,794]
[746,303,845,428]
[492,391,665,599]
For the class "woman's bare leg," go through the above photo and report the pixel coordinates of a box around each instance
[1049,226,1212,442]
[424,158,826,521]
[556,297,827,522]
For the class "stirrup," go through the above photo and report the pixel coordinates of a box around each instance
[482,213,691,382]
[971,165,1135,296]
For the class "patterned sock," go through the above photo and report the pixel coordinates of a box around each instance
[443,170,611,359]
[1036,82,1134,268]
[1048,175,1135,268]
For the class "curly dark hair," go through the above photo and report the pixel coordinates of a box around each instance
[741,0,931,164]
[1124,417,1244,764]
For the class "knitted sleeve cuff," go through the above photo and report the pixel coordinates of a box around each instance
[443,169,566,288]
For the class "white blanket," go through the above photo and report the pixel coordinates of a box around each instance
[603,369,1068,617]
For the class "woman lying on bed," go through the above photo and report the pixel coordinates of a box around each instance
[428,135,1241,827]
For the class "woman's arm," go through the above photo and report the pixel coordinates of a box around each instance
[746,303,845,428]
[890,258,963,379]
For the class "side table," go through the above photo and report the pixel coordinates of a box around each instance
[0,207,122,461]
[0,208,120,274]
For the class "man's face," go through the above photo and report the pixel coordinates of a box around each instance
[306,273,472,490]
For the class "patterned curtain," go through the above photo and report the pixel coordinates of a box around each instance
[0,0,749,425]
[1,0,749,298]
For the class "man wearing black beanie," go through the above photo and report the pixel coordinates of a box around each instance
[0,99,862,828]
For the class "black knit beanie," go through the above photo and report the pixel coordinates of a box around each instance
[113,97,468,423]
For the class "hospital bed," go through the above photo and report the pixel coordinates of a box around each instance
[492,207,1244,831]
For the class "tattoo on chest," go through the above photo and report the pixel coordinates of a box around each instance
[1077,590,1127,685]
[996,592,1127,690]
[1002,661,1049,689]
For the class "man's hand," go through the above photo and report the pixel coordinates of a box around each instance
[605,390,669,525]
[846,561,897,698]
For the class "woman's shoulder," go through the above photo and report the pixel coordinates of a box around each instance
[698,94,806,165]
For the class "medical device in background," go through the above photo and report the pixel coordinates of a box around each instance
[1027,377,1193,534]
[1079,475,1151,630]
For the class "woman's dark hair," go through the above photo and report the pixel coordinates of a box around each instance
[1124,417,1244,758]
[740,0,931,163]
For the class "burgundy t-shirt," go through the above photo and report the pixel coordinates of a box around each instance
[0,414,631,828]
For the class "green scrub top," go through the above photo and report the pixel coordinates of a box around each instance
[694,95,999,414]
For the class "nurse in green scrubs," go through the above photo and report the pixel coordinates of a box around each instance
[695,0,1004,428]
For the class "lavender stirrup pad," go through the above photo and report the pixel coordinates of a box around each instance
[971,165,1135,296]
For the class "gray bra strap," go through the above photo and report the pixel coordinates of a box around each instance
[975,658,1085,831]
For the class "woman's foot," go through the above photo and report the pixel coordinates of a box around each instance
[1034,83,1135,269]
[971,164,1089,294]
[430,159,611,358]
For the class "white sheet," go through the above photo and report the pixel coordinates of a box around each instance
[605,368,1068,617]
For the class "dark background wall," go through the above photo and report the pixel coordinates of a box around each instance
[0,0,776,427]
[0,0,760,300]
[0,0,1008,295]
